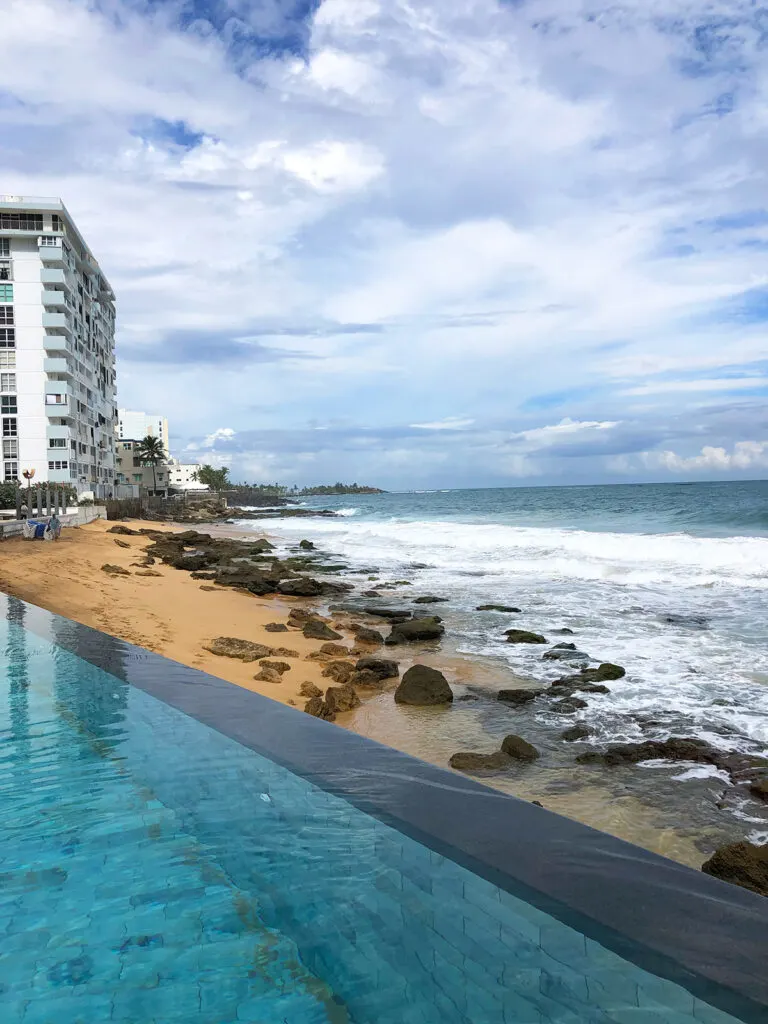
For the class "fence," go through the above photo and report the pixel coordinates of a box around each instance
[104,493,227,522]
[0,504,106,540]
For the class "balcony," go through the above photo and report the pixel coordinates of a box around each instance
[45,404,71,418]
[42,312,70,333]
[42,289,66,308]
[38,243,63,262]
[46,424,71,440]
[44,358,73,376]
[41,268,66,286]
[43,335,71,353]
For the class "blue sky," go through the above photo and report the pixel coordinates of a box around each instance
[2,0,768,488]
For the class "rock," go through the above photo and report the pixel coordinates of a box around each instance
[101,564,130,576]
[532,800,544,807]
[114,539,131,549]
[362,590,382,598]
[273,647,299,658]
[277,577,325,597]
[542,645,591,662]
[352,626,384,645]
[363,607,413,621]
[749,777,768,802]
[701,842,768,898]
[168,551,215,572]
[288,608,314,625]
[259,660,291,675]
[303,696,335,722]
[413,596,448,604]
[251,538,275,552]
[203,637,274,662]
[253,667,282,683]
[323,661,355,684]
[265,623,289,633]
[662,613,710,629]
[299,539,314,550]
[497,688,545,706]
[394,665,453,705]
[504,629,547,644]
[556,663,626,686]
[108,525,139,535]
[354,657,399,680]
[324,684,361,714]
[199,585,217,591]
[562,724,591,742]
[299,681,322,698]
[135,570,162,577]
[303,621,343,641]
[449,751,512,772]
[500,734,540,760]
[318,642,351,657]
[385,617,445,645]
[476,604,521,613]
[551,697,588,713]
[191,571,217,580]
[577,737,716,767]
[553,628,575,635]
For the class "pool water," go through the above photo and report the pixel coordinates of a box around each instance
[0,605,751,1023]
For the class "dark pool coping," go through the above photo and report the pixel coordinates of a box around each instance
[10,594,768,1022]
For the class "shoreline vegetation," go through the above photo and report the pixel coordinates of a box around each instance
[1,516,765,897]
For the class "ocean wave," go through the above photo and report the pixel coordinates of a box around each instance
[334,508,360,517]
[260,517,768,589]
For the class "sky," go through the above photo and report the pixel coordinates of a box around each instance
[1,0,767,489]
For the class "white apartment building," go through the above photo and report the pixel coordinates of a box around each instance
[118,409,169,446]
[0,194,117,497]
[168,458,208,491]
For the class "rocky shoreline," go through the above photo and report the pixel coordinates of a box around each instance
[106,521,768,898]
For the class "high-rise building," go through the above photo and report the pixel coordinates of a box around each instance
[0,194,117,497]
[118,409,169,447]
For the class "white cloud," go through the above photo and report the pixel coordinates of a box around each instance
[643,441,768,472]
[514,418,620,448]
[624,377,767,396]
[410,417,475,431]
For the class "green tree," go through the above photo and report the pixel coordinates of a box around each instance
[136,435,167,495]
[196,464,230,492]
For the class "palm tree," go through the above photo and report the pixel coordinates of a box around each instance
[136,435,166,495]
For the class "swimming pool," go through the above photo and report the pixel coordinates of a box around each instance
[0,593,765,1023]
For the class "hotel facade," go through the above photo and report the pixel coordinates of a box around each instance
[0,194,117,498]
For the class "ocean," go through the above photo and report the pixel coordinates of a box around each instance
[234,480,768,858]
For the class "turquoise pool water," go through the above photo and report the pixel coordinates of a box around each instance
[0,604,752,1023]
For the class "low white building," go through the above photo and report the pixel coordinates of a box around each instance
[115,439,169,496]
[168,458,208,491]
[118,409,169,448]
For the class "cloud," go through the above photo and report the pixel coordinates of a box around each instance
[643,441,768,473]
[2,0,768,485]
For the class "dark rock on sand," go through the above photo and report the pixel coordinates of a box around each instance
[135,569,162,577]
[114,538,131,549]
[108,525,139,536]
[476,604,521,613]
[299,539,314,550]
[299,681,322,698]
[204,637,274,661]
[385,617,445,645]
[561,724,591,742]
[303,696,335,721]
[355,657,399,681]
[577,737,715,767]
[288,608,314,626]
[303,620,343,641]
[394,665,453,705]
[323,661,355,684]
[551,697,589,713]
[701,842,768,898]
[449,751,512,772]
[504,629,547,644]
[277,576,325,597]
[324,684,361,714]
[253,667,282,683]
[497,688,545,706]
[352,626,384,645]
[101,564,130,576]
[259,660,291,675]
[265,623,289,633]
[363,607,412,621]
[501,734,540,761]
[413,596,448,604]
[319,642,350,657]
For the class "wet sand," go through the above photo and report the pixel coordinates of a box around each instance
[0,517,718,868]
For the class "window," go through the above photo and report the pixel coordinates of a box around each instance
[45,394,66,405]
[0,373,15,392]
[48,460,68,471]
[51,215,62,232]
[0,329,14,348]
[0,305,13,325]
[1,396,16,414]
[0,285,12,303]
[0,351,14,369]
[2,439,17,458]
[2,418,17,437]
[0,213,42,231]
[48,438,67,449]
[132,473,142,483]
[0,261,11,282]
[0,239,9,257]
[39,235,59,247]
[3,461,18,481]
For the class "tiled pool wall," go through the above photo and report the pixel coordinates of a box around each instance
[4,596,767,1024]
[46,630,747,1024]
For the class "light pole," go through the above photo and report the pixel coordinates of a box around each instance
[22,468,35,516]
